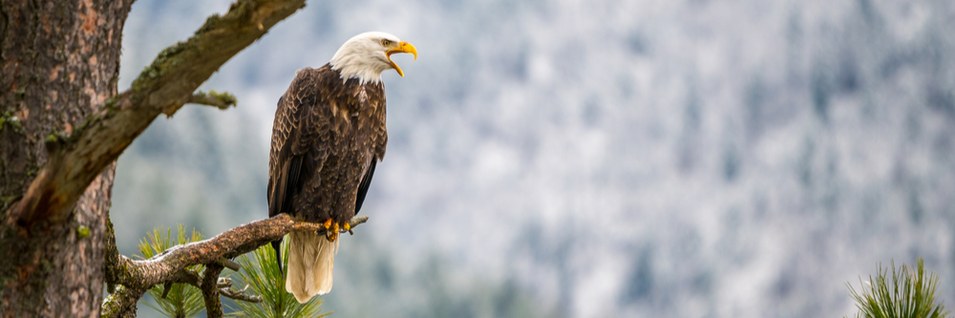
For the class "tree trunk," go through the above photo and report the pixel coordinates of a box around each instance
[0,0,131,316]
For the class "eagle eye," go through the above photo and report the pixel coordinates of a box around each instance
[380,39,392,46]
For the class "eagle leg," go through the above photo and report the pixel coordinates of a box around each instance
[330,222,340,242]
[322,218,340,242]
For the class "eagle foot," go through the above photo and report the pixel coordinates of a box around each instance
[323,218,340,242]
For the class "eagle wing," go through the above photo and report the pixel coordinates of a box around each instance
[353,81,388,215]
[268,68,329,271]
[268,68,326,220]
[354,159,376,214]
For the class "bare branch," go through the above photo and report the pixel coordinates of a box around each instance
[201,264,225,318]
[160,269,201,299]
[217,277,234,289]
[217,258,242,272]
[188,91,238,110]
[213,276,263,302]
[219,285,264,303]
[160,282,174,299]
[109,214,368,289]
[6,0,308,227]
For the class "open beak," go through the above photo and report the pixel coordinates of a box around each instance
[386,41,417,77]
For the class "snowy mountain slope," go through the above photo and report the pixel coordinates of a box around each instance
[112,0,955,317]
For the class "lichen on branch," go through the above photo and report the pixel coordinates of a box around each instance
[188,90,238,111]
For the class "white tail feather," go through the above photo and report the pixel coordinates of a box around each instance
[285,231,339,303]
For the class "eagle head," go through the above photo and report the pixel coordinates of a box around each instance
[329,31,418,85]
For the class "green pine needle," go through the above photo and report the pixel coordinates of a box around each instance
[846,257,951,318]
[137,224,206,318]
[227,239,328,318]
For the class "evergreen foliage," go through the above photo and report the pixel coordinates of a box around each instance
[846,258,950,318]
[227,239,327,318]
[137,224,206,318]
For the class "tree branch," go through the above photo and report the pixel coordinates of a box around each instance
[5,0,308,227]
[100,285,145,318]
[201,264,225,318]
[102,214,369,317]
[219,284,264,303]
[217,277,234,289]
[217,257,242,272]
[188,90,238,110]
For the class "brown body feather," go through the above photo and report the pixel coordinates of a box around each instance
[267,64,387,300]
[268,64,387,223]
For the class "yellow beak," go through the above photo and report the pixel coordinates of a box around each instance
[386,41,417,77]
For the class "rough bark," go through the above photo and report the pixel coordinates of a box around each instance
[0,1,131,316]
[100,286,143,318]
[0,0,309,316]
[200,264,225,318]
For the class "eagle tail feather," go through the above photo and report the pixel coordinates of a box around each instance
[286,231,338,303]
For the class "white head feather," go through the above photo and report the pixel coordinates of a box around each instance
[329,31,416,85]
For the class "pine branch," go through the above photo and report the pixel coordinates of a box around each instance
[101,214,368,317]
[227,242,326,317]
[845,258,951,318]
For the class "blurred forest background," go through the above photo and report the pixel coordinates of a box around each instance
[111,0,955,317]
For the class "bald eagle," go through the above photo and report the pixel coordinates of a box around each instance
[268,32,417,303]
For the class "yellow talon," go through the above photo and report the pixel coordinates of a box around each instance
[343,222,351,231]
[325,222,340,242]
[323,219,333,229]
